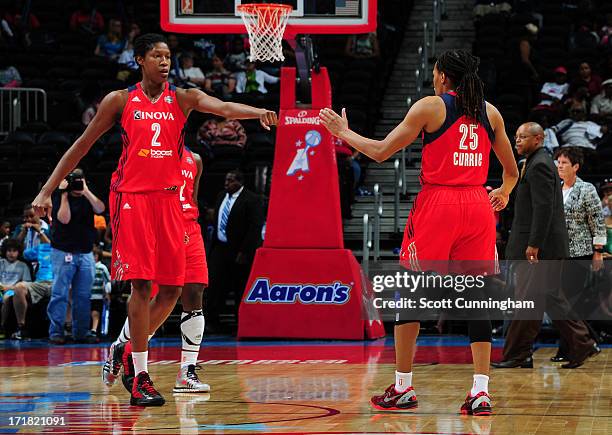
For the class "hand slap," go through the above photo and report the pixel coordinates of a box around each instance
[259,110,278,131]
[318,107,349,137]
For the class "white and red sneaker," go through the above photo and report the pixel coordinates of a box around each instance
[370,384,418,411]
[460,391,493,416]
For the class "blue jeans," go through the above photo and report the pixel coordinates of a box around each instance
[48,248,95,340]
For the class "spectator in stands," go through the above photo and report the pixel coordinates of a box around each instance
[198,116,247,149]
[69,0,105,35]
[89,246,110,337]
[518,23,540,83]
[173,52,205,89]
[206,170,264,331]
[345,32,380,59]
[12,204,50,253]
[0,62,21,87]
[532,66,569,121]
[590,79,612,125]
[551,101,606,150]
[193,36,216,62]
[225,38,249,72]
[116,23,141,81]
[0,239,31,293]
[47,169,104,345]
[3,239,52,340]
[2,0,40,47]
[234,60,279,96]
[80,84,102,126]
[94,18,126,62]
[0,239,30,338]
[552,147,605,363]
[570,62,602,99]
[570,21,600,51]
[0,221,10,249]
[205,54,236,99]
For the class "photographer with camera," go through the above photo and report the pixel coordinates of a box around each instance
[47,168,105,344]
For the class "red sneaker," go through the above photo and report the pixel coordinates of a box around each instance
[130,371,165,407]
[370,384,418,411]
[460,391,493,416]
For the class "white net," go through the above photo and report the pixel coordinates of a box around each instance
[237,4,292,62]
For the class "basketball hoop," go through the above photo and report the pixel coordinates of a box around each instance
[237,3,293,62]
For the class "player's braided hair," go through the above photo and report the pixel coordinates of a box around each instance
[436,50,484,122]
[134,33,168,60]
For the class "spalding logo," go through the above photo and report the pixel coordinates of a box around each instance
[245,278,351,305]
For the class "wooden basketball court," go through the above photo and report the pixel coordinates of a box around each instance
[0,337,608,434]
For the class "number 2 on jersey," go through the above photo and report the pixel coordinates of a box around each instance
[459,123,478,151]
[151,123,161,147]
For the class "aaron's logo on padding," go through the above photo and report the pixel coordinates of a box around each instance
[287,130,322,181]
[245,278,351,305]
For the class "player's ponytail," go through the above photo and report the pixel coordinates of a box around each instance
[436,50,485,122]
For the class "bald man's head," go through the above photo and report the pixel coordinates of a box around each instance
[515,122,544,156]
[522,122,544,136]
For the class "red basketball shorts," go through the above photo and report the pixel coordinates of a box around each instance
[149,220,208,299]
[183,220,209,285]
[399,185,498,275]
[110,191,186,286]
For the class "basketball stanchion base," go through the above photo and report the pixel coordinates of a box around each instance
[237,67,384,340]
[238,248,384,339]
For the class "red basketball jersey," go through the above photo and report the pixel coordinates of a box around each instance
[111,83,187,193]
[180,148,199,221]
[419,92,494,186]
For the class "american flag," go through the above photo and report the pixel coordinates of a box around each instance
[336,0,360,16]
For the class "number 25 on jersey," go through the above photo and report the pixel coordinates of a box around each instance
[459,123,478,151]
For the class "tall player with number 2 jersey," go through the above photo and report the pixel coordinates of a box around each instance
[102,147,212,396]
[32,33,278,407]
[320,50,519,416]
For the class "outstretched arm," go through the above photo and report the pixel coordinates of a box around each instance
[32,91,123,217]
[319,97,434,163]
[180,88,277,130]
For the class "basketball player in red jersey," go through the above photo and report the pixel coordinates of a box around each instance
[32,33,277,406]
[102,147,211,395]
[320,50,519,415]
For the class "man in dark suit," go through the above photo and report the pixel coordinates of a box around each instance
[493,122,597,369]
[206,170,264,330]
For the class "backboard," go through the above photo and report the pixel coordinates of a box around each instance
[160,0,376,36]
